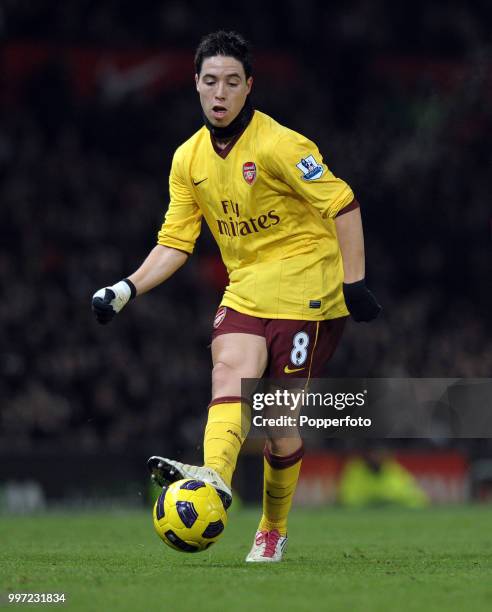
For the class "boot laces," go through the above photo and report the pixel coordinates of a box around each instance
[255,530,267,546]
[263,530,281,557]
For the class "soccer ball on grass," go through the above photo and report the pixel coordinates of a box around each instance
[153,479,228,552]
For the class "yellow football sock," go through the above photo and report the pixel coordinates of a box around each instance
[203,399,251,489]
[259,444,304,536]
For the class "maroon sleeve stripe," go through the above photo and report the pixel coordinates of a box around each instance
[335,198,360,217]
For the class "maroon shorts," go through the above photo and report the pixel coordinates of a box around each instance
[211,306,346,379]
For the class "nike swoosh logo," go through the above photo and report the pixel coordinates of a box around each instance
[283,365,306,374]
[193,178,208,186]
[266,490,290,499]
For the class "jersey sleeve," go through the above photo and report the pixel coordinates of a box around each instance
[156,148,202,254]
[268,130,354,219]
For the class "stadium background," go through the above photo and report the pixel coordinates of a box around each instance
[1,1,491,511]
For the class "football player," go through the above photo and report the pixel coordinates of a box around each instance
[92,31,381,562]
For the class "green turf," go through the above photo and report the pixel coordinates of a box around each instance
[1,506,491,611]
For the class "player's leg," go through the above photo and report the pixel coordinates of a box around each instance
[148,308,267,503]
[246,412,304,562]
[259,433,304,525]
[203,331,267,489]
[246,317,346,561]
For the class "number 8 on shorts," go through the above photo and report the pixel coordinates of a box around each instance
[290,331,310,366]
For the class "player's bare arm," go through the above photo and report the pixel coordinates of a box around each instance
[334,206,365,283]
[91,245,188,324]
[128,245,188,295]
[335,205,381,322]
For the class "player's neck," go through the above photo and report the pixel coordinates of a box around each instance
[204,97,254,143]
[213,138,230,151]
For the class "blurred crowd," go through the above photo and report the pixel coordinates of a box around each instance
[2,0,491,55]
[0,2,491,453]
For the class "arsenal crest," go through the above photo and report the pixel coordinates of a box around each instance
[242,161,257,185]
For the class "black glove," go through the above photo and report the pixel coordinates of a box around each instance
[343,279,382,322]
[92,279,136,325]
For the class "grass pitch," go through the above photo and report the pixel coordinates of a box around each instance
[1,506,491,611]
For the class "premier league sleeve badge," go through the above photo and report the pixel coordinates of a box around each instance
[296,155,324,180]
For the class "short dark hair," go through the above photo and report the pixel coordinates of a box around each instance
[195,31,252,79]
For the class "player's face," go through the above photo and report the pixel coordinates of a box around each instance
[196,56,253,128]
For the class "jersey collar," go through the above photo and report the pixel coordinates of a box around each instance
[204,98,254,159]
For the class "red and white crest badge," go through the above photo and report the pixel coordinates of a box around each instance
[242,162,257,185]
[213,306,227,329]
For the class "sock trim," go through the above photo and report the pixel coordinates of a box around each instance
[264,443,304,469]
[208,396,251,409]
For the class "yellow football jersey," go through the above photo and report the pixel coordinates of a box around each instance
[157,110,354,320]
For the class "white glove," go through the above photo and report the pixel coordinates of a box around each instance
[91,279,136,324]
